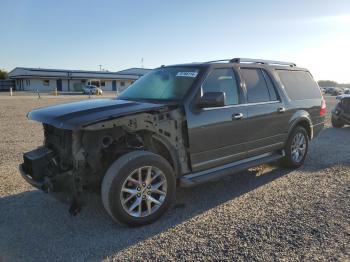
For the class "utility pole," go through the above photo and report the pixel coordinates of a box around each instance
[99,65,102,71]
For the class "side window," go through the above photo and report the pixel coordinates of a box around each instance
[277,70,321,100]
[201,68,239,105]
[261,69,278,101]
[241,68,271,103]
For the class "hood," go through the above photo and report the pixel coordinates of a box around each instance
[336,94,350,100]
[28,98,168,130]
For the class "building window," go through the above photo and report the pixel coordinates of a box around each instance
[100,81,105,86]
[43,80,50,86]
[120,81,125,87]
[26,80,31,86]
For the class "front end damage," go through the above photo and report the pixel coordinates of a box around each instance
[20,108,190,215]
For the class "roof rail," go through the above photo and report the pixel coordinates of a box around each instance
[230,58,296,67]
[205,59,232,63]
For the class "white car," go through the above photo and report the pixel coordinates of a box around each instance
[82,85,103,95]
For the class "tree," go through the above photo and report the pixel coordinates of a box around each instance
[0,70,8,80]
[317,80,338,87]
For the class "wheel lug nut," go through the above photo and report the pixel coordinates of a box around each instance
[147,185,151,189]
[137,193,141,197]
[147,191,151,195]
[142,183,146,187]
[142,195,146,199]
[137,187,141,191]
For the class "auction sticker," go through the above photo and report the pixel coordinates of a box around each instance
[176,72,198,78]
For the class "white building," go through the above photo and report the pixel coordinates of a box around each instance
[8,67,151,92]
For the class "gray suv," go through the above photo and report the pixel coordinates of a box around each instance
[20,58,326,226]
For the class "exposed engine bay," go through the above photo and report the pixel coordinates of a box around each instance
[20,108,190,215]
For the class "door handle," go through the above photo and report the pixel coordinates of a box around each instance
[277,107,286,113]
[232,113,244,120]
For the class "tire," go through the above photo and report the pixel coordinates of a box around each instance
[101,150,176,227]
[281,126,309,168]
[331,115,344,128]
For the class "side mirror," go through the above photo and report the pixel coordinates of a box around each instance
[198,92,225,108]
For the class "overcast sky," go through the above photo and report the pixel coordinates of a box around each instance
[1,0,350,82]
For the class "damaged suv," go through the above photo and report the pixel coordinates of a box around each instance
[20,58,326,226]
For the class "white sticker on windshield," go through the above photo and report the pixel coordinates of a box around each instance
[176,72,198,78]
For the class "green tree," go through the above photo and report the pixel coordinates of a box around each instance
[0,70,8,80]
[317,80,338,87]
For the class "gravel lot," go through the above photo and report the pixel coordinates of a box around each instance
[0,94,349,261]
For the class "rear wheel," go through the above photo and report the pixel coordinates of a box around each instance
[281,126,309,168]
[101,151,176,226]
[331,115,344,128]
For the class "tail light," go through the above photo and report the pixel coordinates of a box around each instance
[320,97,327,116]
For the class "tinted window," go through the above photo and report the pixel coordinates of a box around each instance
[262,69,278,101]
[202,68,239,105]
[241,68,270,103]
[277,70,321,100]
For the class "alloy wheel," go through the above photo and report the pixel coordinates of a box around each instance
[291,132,307,163]
[120,166,167,218]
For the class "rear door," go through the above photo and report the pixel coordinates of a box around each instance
[239,67,289,157]
[186,67,249,172]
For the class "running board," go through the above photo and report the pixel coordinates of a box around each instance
[180,152,284,187]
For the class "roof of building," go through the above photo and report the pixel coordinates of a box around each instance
[115,68,152,76]
[8,67,151,80]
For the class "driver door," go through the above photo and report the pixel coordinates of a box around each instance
[186,67,249,172]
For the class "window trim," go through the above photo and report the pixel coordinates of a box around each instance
[260,68,280,101]
[201,100,280,110]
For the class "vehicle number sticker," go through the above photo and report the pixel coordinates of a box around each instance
[176,72,198,78]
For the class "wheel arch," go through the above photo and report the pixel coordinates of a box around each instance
[288,111,313,139]
[140,132,182,177]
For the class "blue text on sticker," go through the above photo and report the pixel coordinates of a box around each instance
[176,72,198,78]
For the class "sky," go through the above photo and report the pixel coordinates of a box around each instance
[1,0,350,82]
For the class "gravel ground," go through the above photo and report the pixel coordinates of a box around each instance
[0,94,349,261]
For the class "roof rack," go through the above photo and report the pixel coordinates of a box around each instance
[205,59,231,63]
[230,58,296,67]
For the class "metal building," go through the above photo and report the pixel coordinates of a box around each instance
[8,67,151,92]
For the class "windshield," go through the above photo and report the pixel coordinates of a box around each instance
[119,67,201,101]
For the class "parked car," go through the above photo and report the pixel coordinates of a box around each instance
[20,58,325,226]
[329,87,343,96]
[82,85,103,95]
[344,88,350,94]
[331,94,350,128]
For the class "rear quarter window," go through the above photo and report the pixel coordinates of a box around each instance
[277,70,321,100]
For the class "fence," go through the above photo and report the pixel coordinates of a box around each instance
[0,80,15,91]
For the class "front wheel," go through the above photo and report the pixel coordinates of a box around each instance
[101,151,176,227]
[281,126,309,168]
